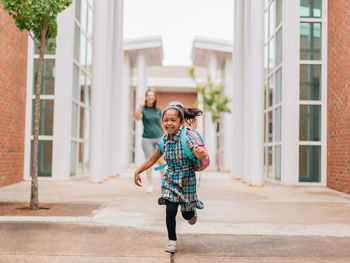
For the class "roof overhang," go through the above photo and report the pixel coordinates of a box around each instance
[191,36,232,69]
[124,35,163,66]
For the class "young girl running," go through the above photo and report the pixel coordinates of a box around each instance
[134,104,206,253]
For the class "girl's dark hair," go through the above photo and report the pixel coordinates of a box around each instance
[144,88,157,109]
[163,104,203,126]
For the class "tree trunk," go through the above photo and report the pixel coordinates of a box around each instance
[30,25,47,210]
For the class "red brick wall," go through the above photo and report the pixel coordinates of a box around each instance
[157,91,197,110]
[327,0,350,193]
[0,9,28,186]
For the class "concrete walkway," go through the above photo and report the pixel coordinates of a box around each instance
[1,170,350,262]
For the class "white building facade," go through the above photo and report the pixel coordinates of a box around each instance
[23,0,328,187]
[24,0,125,183]
[232,0,327,186]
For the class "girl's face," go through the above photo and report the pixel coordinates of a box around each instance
[145,91,156,106]
[162,109,183,137]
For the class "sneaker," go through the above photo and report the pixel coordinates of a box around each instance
[165,240,177,253]
[146,185,153,193]
[188,210,197,225]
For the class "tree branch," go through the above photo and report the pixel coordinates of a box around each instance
[28,31,40,50]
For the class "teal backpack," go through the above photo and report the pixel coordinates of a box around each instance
[154,126,210,172]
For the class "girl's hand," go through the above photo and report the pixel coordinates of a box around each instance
[193,145,206,161]
[134,172,142,187]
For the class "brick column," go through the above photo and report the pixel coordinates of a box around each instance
[327,0,350,193]
[0,10,28,186]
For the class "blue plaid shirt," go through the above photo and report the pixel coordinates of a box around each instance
[156,128,204,212]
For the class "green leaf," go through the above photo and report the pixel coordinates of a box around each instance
[187,66,232,124]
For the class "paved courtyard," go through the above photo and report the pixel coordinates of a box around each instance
[0,170,350,262]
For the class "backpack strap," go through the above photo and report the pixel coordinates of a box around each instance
[180,126,196,161]
[154,137,166,171]
[191,129,204,145]
[158,138,165,154]
[154,163,167,171]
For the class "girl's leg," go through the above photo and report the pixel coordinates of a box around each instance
[166,201,179,240]
[181,210,195,220]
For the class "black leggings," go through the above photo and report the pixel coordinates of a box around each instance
[166,201,194,241]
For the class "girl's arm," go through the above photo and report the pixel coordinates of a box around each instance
[134,151,163,187]
[191,145,207,161]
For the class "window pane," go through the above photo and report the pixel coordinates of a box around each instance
[264,82,267,109]
[265,11,269,42]
[80,33,87,66]
[72,64,79,100]
[31,140,52,177]
[269,1,276,35]
[265,0,269,9]
[80,73,86,103]
[70,142,77,176]
[264,45,268,73]
[79,107,85,139]
[81,0,88,32]
[31,100,54,136]
[87,41,92,73]
[300,0,322,18]
[299,145,321,182]
[300,23,322,60]
[78,143,84,174]
[268,111,273,142]
[268,146,273,179]
[71,103,78,138]
[299,105,321,141]
[268,76,274,107]
[269,38,275,71]
[275,106,281,142]
[276,0,282,26]
[74,25,80,62]
[86,77,92,105]
[33,59,55,95]
[34,39,56,55]
[264,147,267,176]
[75,0,81,20]
[83,143,90,173]
[88,7,94,39]
[300,65,321,100]
[264,113,267,143]
[274,145,281,181]
[276,29,282,65]
[275,68,282,104]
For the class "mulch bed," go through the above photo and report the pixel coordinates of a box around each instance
[0,202,102,216]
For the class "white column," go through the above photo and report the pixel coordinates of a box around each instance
[243,0,252,183]
[102,0,114,179]
[109,0,124,176]
[52,3,75,180]
[90,0,109,182]
[222,58,233,171]
[249,0,265,186]
[119,54,131,167]
[281,0,299,185]
[135,52,147,164]
[206,53,218,169]
[232,0,244,179]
